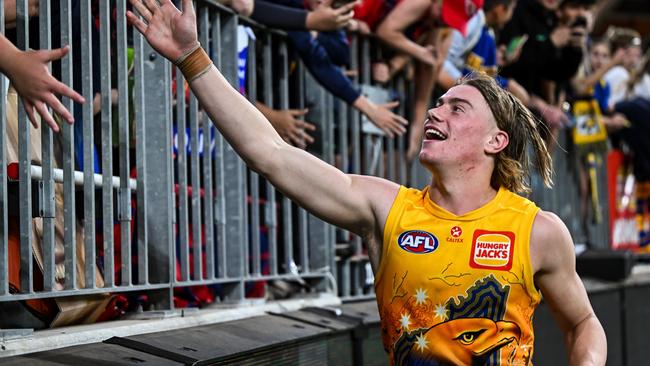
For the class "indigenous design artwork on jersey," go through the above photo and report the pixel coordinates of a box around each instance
[384,274,533,366]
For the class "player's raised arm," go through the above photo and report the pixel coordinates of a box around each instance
[126,0,399,238]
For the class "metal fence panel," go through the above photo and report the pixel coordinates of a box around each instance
[0,0,615,321]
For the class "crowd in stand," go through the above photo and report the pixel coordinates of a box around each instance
[1,0,649,322]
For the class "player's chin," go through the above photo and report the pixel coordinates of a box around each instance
[418,149,436,165]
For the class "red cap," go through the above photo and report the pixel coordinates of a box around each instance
[441,0,484,36]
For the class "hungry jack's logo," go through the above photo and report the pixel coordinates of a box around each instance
[397,230,439,254]
[469,230,515,271]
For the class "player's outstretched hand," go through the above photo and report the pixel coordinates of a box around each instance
[126,0,199,63]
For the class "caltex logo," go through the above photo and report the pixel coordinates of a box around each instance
[450,226,462,237]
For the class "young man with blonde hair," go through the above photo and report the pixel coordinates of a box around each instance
[127,1,607,364]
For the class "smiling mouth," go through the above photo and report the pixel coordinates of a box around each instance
[424,127,447,141]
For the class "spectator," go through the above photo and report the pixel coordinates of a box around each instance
[375,0,482,160]
[251,0,356,31]
[3,0,38,29]
[604,29,645,108]
[265,0,408,136]
[570,40,629,247]
[218,0,254,16]
[572,40,626,114]
[0,10,84,132]
[255,103,316,149]
[438,0,530,105]
[500,0,587,98]
[626,48,650,100]
[499,0,594,130]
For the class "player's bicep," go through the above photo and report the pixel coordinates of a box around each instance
[533,212,595,334]
[264,145,397,236]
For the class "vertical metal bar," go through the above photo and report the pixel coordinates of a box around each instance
[263,32,277,276]
[176,72,189,282]
[141,38,173,305]
[296,62,308,273]
[387,137,395,181]
[396,76,407,185]
[39,0,55,292]
[17,0,32,293]
[0,0,8,295]
[220,12,245,300]
[338,101,348,179]
[189,91,202,280]
[378,138,385,178]
[61,0,76,290]
[211,11,227,278]
[348,33,362,293]
[349,35,361,176]
[80,0,95,289]
[117,0,131,286]
[134,17,148,285]
[360,36,370,85]
[99,0,113,288]
[340,258,350,297]
[363,135,371,174]
[199,7,215,280]
[247,33,261,277]
[278,39,294,274]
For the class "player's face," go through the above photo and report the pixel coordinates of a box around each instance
[419,85,499,168]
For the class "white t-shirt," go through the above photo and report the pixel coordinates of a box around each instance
[604,65,630,108]
[632,73,650,99]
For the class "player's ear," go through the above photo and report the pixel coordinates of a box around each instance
[485,130,509,154]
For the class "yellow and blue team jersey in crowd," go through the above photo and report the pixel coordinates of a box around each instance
[463,26,509,90]
[375,186,541,365]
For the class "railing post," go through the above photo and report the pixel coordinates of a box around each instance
[139,39,174,308]
[0,0,8,296]
[220,10,245,301]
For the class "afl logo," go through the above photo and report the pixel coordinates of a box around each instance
[398,230,439,254]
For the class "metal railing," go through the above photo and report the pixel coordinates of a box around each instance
[0,0,609,338]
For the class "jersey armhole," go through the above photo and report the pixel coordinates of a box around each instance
[374,185,409,286]
[523,205,543,303]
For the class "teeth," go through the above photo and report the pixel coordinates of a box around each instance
[425,128,446,140]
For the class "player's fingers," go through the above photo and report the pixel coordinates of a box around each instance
[130,0,154,22]
[142,0,161,15]
[126,10,149,34]
[181,0,196,16]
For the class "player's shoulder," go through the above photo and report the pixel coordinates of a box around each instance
[530,210,575,273]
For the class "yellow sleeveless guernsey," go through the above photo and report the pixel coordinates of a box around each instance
[375,186,541,366]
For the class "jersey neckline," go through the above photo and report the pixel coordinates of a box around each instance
[421,185,507,221]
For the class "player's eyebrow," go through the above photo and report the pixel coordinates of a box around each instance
[436,97,474,109]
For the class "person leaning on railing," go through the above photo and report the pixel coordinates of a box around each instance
[253,0,408,137]
[0,34,85,132]
[127,1,607,364]
[216,0,357,147]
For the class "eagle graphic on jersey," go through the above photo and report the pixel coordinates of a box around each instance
[393,275,519,366]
